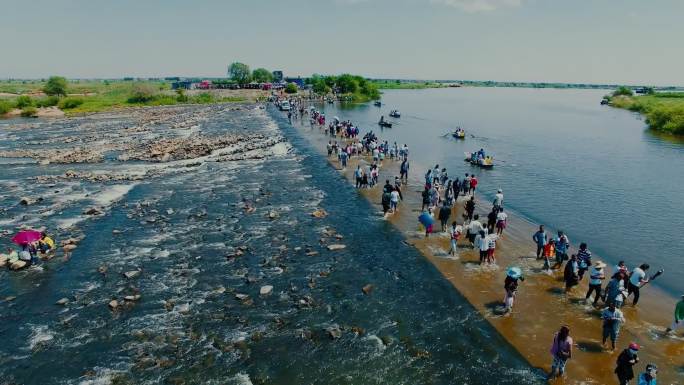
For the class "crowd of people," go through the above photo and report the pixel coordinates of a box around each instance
[275,96,677,384]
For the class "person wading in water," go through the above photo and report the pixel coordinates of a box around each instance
[548,325,573,379]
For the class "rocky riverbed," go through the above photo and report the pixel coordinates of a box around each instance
[0,104,540,385]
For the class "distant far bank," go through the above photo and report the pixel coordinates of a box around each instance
[372,78,684,91]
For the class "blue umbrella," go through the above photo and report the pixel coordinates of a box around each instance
[418,212,434,227]
[507,267,522,279]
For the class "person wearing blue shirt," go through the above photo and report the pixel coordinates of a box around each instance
[533,225,548,259]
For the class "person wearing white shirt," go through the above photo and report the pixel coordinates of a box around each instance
[495,209,508,235]
[586,261,607,305]
[628,264,650,306]
[475,230,489,264]
[493,189,504,211]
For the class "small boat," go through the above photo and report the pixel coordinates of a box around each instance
[389,110,401,118]
[378,121,392,128]
[600,99,609,105]
[327,98,334,104]
[452,130,466,139]
[373,101,382,107]
[464,152,494,169]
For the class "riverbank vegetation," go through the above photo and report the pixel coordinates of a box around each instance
[0,79,249,117]
[307,74,380,102]
[370,80,446,89]
[609,93,684,135]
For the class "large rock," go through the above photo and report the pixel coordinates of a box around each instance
[326,324,342,340]
[327,244,346,251]
[108,299,119,310]
[83,207,102,215]
[259,285,273,296]
[10,260,27,270]
[56,297,70,306]
[19,197,37,205]
[123,270,141,279]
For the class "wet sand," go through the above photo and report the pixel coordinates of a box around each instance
[289,114,684,384]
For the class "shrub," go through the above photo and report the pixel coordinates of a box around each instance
[36,96,60,107]
[193,93,215,104]
[43,76,68,96]
[127,83,158,103]
[58,97,84,109]
[175,88,189,102]
[21,106,38,117]
[0,100,13,114]
[613,86,633,97]
[15,95,34,108]
[285,83,298,94]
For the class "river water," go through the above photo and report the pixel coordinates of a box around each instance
[0,105,539,384]
[315,88,684,295]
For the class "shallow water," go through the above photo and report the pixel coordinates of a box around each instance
[0,106,540,384]
[313,88,684,295]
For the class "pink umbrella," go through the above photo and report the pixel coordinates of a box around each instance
[11,230,41,245]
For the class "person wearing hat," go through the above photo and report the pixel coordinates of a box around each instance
[665,294,684,335]
[504,267,524,312]
[637,364,657,385]
[602,301,625,350]
[615,343,640,385]
[586,261,607,306]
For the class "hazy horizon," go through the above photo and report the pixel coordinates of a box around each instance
[2,0,684,86]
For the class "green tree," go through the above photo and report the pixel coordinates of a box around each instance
[613,86,634,97]
[228,62,251,85]
[285,83,298,94]
[43,76,68,96]
[251,68,273,83]
[336,74,358,94]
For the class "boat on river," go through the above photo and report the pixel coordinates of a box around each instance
[378,116,392,128]
[464,151,493,169]
[389,110,401,118]
[452,128,466,139]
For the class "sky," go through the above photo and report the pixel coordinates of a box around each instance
[1,0,683,85]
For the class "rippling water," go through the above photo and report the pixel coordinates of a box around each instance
[0,106,540,384]
[314,88,684,295]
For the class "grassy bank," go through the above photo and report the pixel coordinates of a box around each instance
[0,79,249,117]
[610,93,684,135]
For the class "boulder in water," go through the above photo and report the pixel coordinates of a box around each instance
[260,285,273,296]
[362,284,374,295]
[108,299,119,310]
[326,324,342,340]
[327,244,346,251]
[56,298,70,306]
[124,270,141,279]
[83,207,102,215]
[311,208,328,218]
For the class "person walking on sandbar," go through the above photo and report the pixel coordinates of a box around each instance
[533,225,548,259]
[628,263,650,306]
[548,325,573,380]
[615,343,640,385]
[602,302,625,351]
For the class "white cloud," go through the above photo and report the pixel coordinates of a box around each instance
[431,0,522,12]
